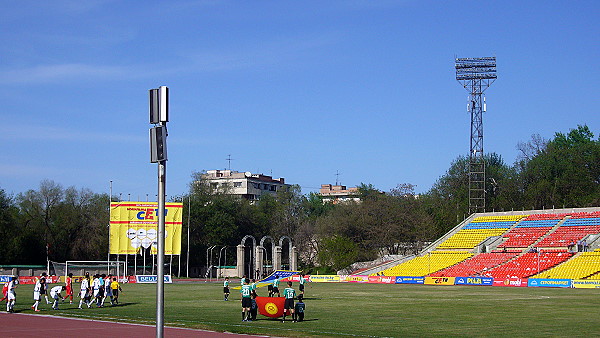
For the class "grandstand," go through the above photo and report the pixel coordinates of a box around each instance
[436,215,524,250]
[532,250,600,280]
[535,212,600,249]
[428,252,518,277]
[378,251,473,276]
[496,213,566,249]
[369,208,600,279]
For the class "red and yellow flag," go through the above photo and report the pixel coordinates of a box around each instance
[255,297,285,318]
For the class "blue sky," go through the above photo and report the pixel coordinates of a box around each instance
[1,0,598,199]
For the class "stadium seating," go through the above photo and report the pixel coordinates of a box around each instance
[429,252,518,277]
[531,251,600,280]
[497,214,565,249]
[535,213,600,248]
[486,251,573,279]
[369,211,600,279]
[437,215,525,250]
[377,251,473,276]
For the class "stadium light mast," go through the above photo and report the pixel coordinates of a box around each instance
[455,56,497,214]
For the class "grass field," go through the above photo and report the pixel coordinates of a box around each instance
[9,281,600,337]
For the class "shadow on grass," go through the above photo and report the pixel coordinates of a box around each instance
[252,317,319,322]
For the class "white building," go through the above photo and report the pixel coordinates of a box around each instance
[319,184,361,204]
[201,170,290,201]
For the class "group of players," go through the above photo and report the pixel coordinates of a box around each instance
[77,272,123,309]
[2,271,123,313]
[223,274,307,323]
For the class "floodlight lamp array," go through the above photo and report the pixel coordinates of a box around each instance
[455,57,497,81]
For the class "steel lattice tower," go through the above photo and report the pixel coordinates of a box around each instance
[455,56,497,214]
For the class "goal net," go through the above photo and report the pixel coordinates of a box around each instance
[52,260,127,279]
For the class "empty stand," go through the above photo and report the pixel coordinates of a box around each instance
[536,213,600,248]
[377,251,473,276]
[437,215,525,250]
[486,251,573,279]
[533,251,600,280]
[498,214,565,249]
[429,252,518,277]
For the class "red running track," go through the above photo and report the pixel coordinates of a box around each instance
[0,312,266,337]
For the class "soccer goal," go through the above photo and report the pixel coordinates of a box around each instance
[62,260,127,279]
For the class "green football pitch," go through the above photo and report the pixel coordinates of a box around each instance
[11,281,600,337]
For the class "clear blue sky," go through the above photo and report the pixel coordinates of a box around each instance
[1,0,598,199]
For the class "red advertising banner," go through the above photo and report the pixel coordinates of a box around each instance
[255,297,285,318]
[367,276,396,284]
[17,276,61,285]
[493,277,528,287]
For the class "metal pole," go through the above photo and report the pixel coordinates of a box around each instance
[156,159,166,338]
[187,195,191,278]
[108,180,112,276]
[135,249,137,276]
[218,246,226,279]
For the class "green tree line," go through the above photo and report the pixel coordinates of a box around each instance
[0,125,598,272]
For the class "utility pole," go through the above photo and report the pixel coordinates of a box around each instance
[150,85,169,338]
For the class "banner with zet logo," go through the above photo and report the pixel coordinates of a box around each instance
[424,277,456,285]
[109,202,183,255]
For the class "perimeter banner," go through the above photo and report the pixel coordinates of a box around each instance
[309,275,340,283]
[527,278,571,288]
[572,280,600,289]
[109,202,183,255]
[424,277,456,285]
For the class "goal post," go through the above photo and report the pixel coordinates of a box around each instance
[64,260,126,280]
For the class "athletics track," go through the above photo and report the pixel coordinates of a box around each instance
[0,312,266,337]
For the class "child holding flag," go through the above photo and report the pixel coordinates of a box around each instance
[271,275,280,297]
[282,281,296,323]
[295,294,306,322]
[240,279,253,322]
[299,274,307,295]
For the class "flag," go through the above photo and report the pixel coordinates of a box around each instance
[255,297,285,318]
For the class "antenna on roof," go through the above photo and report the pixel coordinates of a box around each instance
[226,154,234,171]
[335,170,341,186]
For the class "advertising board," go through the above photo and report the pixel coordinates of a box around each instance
[527,278,571,288]
[135,275,173,283]
[454,277,493,286]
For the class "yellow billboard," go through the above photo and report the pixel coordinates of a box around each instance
[572,279,600,289]
[424,277,456,285]
[109,202,183,255]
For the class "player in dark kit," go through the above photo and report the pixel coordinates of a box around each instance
[294,294,306,322]
[282,281,296,322]
[223,277,230,301]
[240,279,252,321]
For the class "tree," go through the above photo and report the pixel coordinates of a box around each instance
[519,125,600,208]
[317,235,359,271]
[0,189,20,263]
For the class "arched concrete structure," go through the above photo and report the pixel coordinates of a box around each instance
[237,235,256,278]
[256,236,275,278]
[274,236,296,271]
[238,235,297,277]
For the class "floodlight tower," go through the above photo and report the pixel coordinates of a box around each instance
[455,56,497,214]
